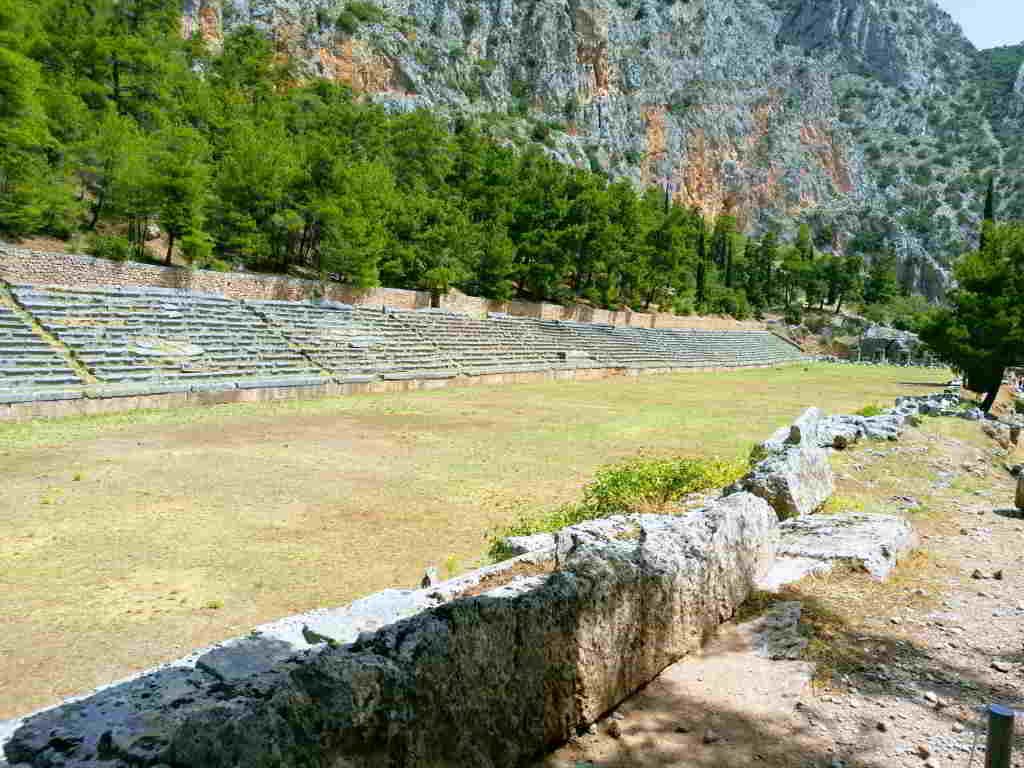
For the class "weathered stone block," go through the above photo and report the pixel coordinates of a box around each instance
[759,513,918,590]
[740,407,835,519]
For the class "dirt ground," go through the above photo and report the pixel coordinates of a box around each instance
[0,364,945,718]
[540,417,1024,768]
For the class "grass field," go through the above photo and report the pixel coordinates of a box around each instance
[0,363,948,717]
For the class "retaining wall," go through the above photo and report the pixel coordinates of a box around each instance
[0,362,801,423]
[0,245,765,330]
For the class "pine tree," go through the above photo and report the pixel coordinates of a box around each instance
[759,232,778,306]
[744,238,765,312]
[723,233,734,288]
[863,251,899,306]
[795,223,814,261]
[920,222,1024,412]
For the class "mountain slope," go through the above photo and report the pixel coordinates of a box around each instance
[186,0,1024,299]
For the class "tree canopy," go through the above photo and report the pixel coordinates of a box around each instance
[920,222,1024,411]
[0,0,920,321]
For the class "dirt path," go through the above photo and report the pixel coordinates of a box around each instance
[540,417,1024,768]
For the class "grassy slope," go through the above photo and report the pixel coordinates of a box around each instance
[0,364,946,716]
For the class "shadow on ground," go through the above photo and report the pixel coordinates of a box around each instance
[541,589,1022,768]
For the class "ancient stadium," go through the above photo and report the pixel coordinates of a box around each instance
[2,252,1023,768]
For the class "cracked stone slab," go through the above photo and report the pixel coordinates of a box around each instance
[740,407,835,519]
[757,514,917,593]
[758,513,918,590]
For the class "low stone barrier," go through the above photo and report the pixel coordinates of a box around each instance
[0,362,802,423]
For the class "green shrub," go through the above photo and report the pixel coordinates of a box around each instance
[337,1,384,33]
[347,1,385,23]
[486,455,746,560]
[336,10,358,34]
[584,456,745,514]
[510,78,531,99]
[854,403,885,417]
[87,234,131,261]
[530,122,551,143]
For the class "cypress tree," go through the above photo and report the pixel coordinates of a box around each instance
[695,216,707,306]
[724,234,734,288]
[980,176,996,251]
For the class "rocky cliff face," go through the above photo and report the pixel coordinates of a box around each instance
[183,0,1024,299]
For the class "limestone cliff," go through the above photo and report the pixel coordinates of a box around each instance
[183,0,1024,299]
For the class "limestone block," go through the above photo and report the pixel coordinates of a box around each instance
[759,513,918,590]
[741,407,835,519]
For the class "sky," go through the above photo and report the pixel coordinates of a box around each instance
[935,0,1024,49]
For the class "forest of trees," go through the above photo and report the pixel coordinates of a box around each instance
[1,0,913,320]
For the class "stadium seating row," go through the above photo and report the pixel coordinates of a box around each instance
[0,284,805,403]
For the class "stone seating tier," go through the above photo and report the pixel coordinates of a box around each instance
[0,305,85,397]
[10,286,324,389]
[0,289,805,403]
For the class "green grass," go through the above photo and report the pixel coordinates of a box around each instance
[0,363,946,717]
[486,455,746,560]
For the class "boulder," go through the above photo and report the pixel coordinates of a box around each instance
[1017,474,1024,511]
[758,513,918,590]
[741,407,835,518]
[3,495,778,768]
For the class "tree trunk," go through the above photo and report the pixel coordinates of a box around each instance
[166,232,175,265]
[982,387,999,413]
[88,191,105,230]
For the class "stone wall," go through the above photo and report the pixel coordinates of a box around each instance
[0,363,801,423]
[0,244,766,331]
